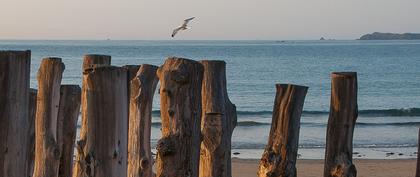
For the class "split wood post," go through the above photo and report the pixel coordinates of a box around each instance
[416,128,420,177]
[27,89,38,177]
[82,54,111,71]
[128,64,159,177]
[0,50,31,177]
[257,84,308,177]
[73,66,128,177]
[199,60,237,177]
[57,85,81,177]
[123,65,141,124]
[324,72,358,177]
[33,58,65,177]
[156,57,204,177]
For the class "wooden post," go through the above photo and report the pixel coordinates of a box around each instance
[156,57,204,177]
[33,58,65,177]
[27,89,38,177]
[123,65,141,123]
[0,50,31,177]
[128,64,159,177]
[416,128,420,177]
[57,85,81,177]
[324,72,358,177]
[257,84,308,177]
[73,66,128,177]
[82,54,111,71]
[199,60,237,177]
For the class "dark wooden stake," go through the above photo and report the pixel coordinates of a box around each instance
[73,66,128,177]
[27,89,38,177]
[57,85,81,177]
[33,58,65,177]
[128,64,159,177]
[82,54,111,71]
[156,57,204,177]
[258,84,308,177]
[324,72,358,177]
[0,50,31,177]
[199,60,237,177]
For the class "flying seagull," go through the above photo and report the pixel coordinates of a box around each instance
[171,17,195,37]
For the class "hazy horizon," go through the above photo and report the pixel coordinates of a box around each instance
[1,0,420,40]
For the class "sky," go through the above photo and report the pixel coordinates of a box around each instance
[1,0,420,40]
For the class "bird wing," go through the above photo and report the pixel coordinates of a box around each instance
[171,27,182,37]
[182,17,195,26]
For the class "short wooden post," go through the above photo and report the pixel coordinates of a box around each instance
[57,85,81,177]
[416,128,420,177]
[27,89,38,177]
[0,50,31,177]
[156,57,204,177]
[199,60,237,177]
[33,58,65,177]
[82,54,111,71]
[257,84,308,177]
[324,72,358,177]
[73,66,128,177]
[128,64,159,177]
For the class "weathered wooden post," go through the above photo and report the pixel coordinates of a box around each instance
[82,54,111,70]
[324,72,358,177]
[123,65,141,122]
[416,128,420,177]
[27,89,38,177]
[33,58,65,177]
[199,60,237,177]
[0,50,31,177]
[128,64,159,177]
[73,66,128,177]
[257,84,308,177]
[57,85,81,177]
[156,57,204,177]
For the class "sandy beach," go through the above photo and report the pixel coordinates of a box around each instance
[232,158,416,177]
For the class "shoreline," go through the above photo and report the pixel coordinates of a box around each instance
[232,158,417,177]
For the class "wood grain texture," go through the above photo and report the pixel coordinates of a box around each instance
[0,50,31,177]
[156,57,204,177]
[258,84,308,177]
[199,60,237,177]
[57,85,81,177]
[27,89,38,177]
[33,58,65,177]
[73,66,128,177]
[128,64,159,177]
[82,55,111,71]
[324,72,358,177]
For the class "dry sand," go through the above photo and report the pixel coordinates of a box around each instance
[232,158,416,177]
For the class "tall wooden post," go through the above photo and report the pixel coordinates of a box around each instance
[123,65,141,124]
[73,66,128,177]
[128,64,159,177]
[199,60,237,177]
[27,89,38,177]
[324,72,358,177]
[82,54,111,70]
[57,85,81,177]
[416,128,420,177]
[0,50,31,177]
[156,57,204,177]
[258,84,308,177]
[33,58,65,177]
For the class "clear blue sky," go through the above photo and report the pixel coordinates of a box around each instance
[1,0,419,40]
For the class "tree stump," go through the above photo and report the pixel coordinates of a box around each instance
[257,84,308,177]
[57,85,81,177]
[82,54,111,71]
[156,57,204,177]
[128,64,159,177]
[33,58,65,177]
[324,72,358,177]
[73,66,128,177]
[0,50,31,177]
[199,60,237,177]
[27,89,38,177]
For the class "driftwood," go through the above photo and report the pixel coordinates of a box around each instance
[27,89,38,177]
[199,60,237,177]
[416,128,420,177]
[0,50,31,177]
[73,66,128,177]
[57,85,81,177]
[128,65,159,177]
[33,58,65,177]
[258,84,308,177]
[324,72,358,177]
[156,57,204,177]
[82,54,111,71]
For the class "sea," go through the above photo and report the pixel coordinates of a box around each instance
[1,40,420,159]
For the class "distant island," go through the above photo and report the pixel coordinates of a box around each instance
[359,32,420,40]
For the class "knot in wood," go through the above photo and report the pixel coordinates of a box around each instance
[156,136,176,156]
[140,158,149,169]
[170,70,188,84]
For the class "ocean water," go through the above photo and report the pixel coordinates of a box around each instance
[1,40,420,159]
